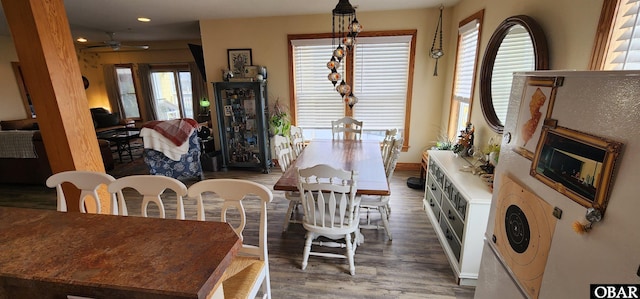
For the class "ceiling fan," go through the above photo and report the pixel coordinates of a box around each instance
[84,32,149,51]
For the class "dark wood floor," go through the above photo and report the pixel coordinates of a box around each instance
[0,164,475,298]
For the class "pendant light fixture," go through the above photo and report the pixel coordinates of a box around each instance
[327,0,363,107]
[430,4,444,76]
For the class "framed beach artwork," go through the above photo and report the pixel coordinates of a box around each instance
[512,76,564,160]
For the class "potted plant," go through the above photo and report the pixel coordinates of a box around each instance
[269,99,291,137]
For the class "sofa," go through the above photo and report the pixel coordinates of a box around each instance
[0,118,114,185]
[90,108,135,134]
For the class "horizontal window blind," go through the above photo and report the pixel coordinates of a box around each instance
[451,19,480,134]
[606,0,640,70]
[491,26,534,123]
[454,21,479,104]
[291,40,345,129]
[353,36,411,131]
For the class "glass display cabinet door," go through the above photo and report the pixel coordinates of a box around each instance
[214,81,271,173]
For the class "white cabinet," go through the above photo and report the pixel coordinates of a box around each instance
[423,150,492,286]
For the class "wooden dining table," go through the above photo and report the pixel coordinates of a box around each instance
[274,139,390,196]
[0,207,241,299]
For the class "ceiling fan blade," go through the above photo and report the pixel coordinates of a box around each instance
[120,44,149,50]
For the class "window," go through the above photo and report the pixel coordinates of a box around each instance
[289,30,416,147]
[591,0,640,70]
[447,10,484,140]
[115,65,141,119]
[150,66,193,120]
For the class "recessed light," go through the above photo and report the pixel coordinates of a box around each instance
[137,17,151,22]
[76,37,87,43]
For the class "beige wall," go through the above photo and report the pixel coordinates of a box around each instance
[0,35,28,121]
[0,0,606,163]
[443,0,604,148]
[200,8,450,163]
[76,40,200,111]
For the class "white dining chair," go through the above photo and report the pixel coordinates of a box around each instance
[188,179,273,299]
[107,175,187,219]
[290,125,306,158]
[297,164,360,275]
[275,138,302,232]
[331,117,363,140]
[380,128,398,171]
[360,138,403,240]
[46,170,118,215]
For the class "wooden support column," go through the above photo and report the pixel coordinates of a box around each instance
[2,0,108,212]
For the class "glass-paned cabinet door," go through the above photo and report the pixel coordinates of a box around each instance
[214,81,271,173]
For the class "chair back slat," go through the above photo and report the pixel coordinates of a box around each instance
[331,117,363,140]
[107,175,187,219]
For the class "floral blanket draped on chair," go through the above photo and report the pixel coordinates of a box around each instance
[141,119,203,180]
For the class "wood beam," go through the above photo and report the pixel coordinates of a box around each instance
[2,0,107,212]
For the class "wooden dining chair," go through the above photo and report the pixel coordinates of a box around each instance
[188,179,273,299]
[380,128,398,170]
[297,164,360,275]
[289,125,306,157]
[46,170,118,215]
[360,138,403,240]
[107,175,188,219]
[275,138,302,232]
[331,117,363,140]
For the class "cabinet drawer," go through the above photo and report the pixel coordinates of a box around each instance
[439,218,462,262]
[427,174,442,203]
[442,198,464,240]
[449,187,468,221]
[426,190,441,220]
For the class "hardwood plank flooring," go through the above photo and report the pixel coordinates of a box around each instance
[0,166,475,298]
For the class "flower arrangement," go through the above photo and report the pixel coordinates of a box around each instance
[452,123,474,155]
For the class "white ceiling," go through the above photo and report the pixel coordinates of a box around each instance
[0,0,458,44]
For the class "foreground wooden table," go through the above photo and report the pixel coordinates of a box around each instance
[0,207,241,299]
[274,139,389,195]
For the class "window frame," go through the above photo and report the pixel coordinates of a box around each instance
[287,30,416,151]
[447,10,484,141]
[114,64,142,120]
[149,64,193,120]
[590,0,640,70]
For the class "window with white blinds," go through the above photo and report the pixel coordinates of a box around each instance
[449,18,480,139]
[353,36,410,134]
[291,39,345,130]
[291,34,413,141]
[604,0,640,70]
[490,26,534,123]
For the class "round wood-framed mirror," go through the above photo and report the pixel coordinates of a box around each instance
[479,15,549,133]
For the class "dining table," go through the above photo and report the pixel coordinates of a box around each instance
[274,139,390,196]
[0,206,241,299]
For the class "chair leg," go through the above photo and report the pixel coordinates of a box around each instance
[302,232,313,270]
[262,267,272,299]
[282,200,297,232]
[345,233,356,275]
[379,206,392,240]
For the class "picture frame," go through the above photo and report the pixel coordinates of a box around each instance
[530,126,623,214]
[227,48,253,77]
[513,76,564,160]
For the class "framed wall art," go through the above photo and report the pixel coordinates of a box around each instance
[513,76,564,160]
[227,48,252,76]
[530,126,623,214]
